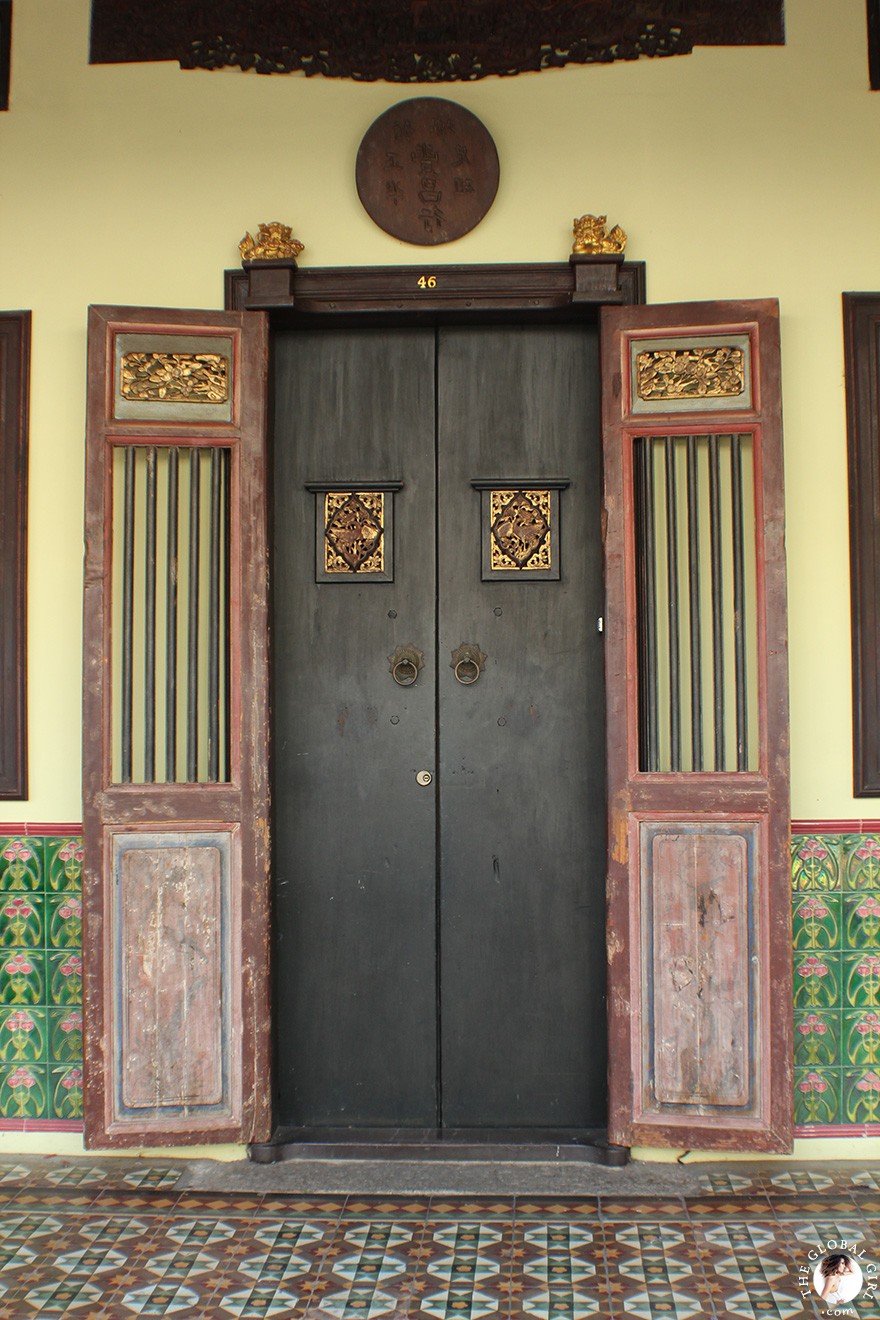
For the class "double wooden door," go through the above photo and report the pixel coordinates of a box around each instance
[271,321,607,1129]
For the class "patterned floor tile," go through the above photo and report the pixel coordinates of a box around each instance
[216,1282,301,1318]
[515,1201,600,1221]
[513,1285,605,1318]
[598,1199,688,1221]
[120,1281,204,1315]
[699,1172,756,1194]
[123,1167,184,1190]
[767,1171,834,1193]
[714,1289,807,1319]
[0,1169,875,1320]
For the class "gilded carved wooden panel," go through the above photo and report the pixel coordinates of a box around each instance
[307,481,401,582]
[112,333,235,423]
[120,352,229,405]
[473,480,566,581]
[628,334,753,415]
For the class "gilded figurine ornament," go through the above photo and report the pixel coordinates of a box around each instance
[571,214,627,256]
[239,221,305,262]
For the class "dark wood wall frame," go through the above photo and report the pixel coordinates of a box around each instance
[844,293,880,795]
[0,311,30,798]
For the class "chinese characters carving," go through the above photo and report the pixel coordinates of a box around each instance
[356,98,499,245]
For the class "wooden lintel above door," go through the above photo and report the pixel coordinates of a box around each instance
[224,260,646,322]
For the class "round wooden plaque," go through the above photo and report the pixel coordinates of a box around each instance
[356,98,499,246]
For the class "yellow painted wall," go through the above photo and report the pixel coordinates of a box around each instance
[1,0,874,823]
[0,0,875,1161]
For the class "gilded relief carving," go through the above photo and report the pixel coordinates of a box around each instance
[324,491,386,574]
[636,346,745,401]
[120,352,229,404]
[571,214,627,256]
[239,221,305,262]
[490,489,552,571]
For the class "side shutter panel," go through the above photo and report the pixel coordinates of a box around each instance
[601,300,792,1152]
[83,306,271,1146]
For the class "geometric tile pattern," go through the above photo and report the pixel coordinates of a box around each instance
[792,832,880,1127]
[0,1164,875,1319]
[0,836,82,1122]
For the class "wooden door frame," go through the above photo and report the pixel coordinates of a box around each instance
[226,257,643,1153]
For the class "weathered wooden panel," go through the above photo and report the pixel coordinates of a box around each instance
[646,824,751,1108]
[83,306,270,1147]
[601,299,792,1152]
[118,842,224,1110]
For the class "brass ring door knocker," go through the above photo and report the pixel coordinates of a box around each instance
[451,643,487,685]
[389,644,424,686]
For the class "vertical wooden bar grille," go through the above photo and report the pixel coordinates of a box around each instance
[111,444,232,783]
[633,432,758,773]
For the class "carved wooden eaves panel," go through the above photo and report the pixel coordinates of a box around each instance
[90,1,784,81]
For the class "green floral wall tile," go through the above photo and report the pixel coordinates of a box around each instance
[45,838,83,893]
[792,832,880,1130]
[50,1064,83,1120]
[794,1011,839,1067]
[0,835,83,1125]
[47,894,82,950]
[795,1067,841,1124]
[843,835,880,890]
[844,1068,880,1124]
[48,1008,82,1064]
[792,893,841,950]
[0,893,43,948]
[791,837,842,891]
[844,1010,880,1067]
[0,949,45,1006]
[794,952,841,1009]
[845,893,880,949]
[844,952,880,1008]
[0,839,42,892]
[48,952,82,1007]
[0,1062,48,1119]
[0,1007,46,1063]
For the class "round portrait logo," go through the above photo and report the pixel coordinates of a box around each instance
[797,1239,878,1316]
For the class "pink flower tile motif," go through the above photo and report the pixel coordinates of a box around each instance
[845,834,880,890]
[49,953,82,1007]
[846,1011,880,1066]
[846,893,880,949]
[794,1068,838,1124]
[792,893,839,950]
[845,953,880,1008]
[794,953,839,1009]
[0,839,40,892]
[0,1063,47,1119]
[48,894,82,950]
[794,1012,836,1067]
[48,838,83,893]
[846,1068,880,1123]
[792,836,840,892]
[0,1008,45,1063]
[0,894,42,948]
[51,1065,83,1120]
[0,951,44,1006]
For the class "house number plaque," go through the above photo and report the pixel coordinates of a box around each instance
[356,98,499,245]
